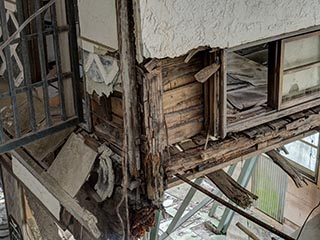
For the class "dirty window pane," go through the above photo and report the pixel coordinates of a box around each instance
[282,34,320,103]
[280,133,319,181]
[283,34,320,70]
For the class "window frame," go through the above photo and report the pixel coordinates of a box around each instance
[277,31,320,110]
[216,30,320,136]
[282,133,320,183]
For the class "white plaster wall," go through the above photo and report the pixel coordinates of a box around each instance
[78,0,118,51]
[138,0,320,58]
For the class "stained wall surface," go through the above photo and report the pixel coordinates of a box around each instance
[138,0,320,58]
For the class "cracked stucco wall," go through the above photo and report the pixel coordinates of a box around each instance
[138,0,320,58]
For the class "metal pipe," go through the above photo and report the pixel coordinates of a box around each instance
[175,174,295,240]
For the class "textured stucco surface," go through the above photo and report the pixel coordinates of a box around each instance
[139,0,320,58]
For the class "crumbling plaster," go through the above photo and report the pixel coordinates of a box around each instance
[138,0,320,58]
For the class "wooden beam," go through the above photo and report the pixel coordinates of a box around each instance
[143,69,165,204]
[206,170,258,209]
[117,0,141,177]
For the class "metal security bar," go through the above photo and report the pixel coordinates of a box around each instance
[0,0,82,153]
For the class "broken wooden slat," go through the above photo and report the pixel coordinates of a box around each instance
[206,170,258,209]
[266,150,307,188]
[194,63,220,83]
[48,133,97,197]
[184,46,209,63]
[162,56,203,85]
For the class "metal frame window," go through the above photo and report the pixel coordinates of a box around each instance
[280,133,320,183]
[0,0,83,153]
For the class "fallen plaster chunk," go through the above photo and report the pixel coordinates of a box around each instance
[48,133,97,198]
[94,145,115,201]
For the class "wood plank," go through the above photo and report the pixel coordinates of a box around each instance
[143,69,165,203]
[167,120,203,145]
[164,105,203,128]
[110,96,123,118]
[163,82,203,113]
[163,72,196,92]
[117,0,141,177]
[48,133,97,198]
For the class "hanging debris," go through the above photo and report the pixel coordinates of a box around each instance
[206,169,258,209]
[266,150,308,188]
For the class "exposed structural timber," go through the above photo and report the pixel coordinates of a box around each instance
[176,174,295,240]
[206,170,258,209]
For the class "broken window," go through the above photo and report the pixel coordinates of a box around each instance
[280,133,320,182]
[226,44,269,126]
[279,32,320,109]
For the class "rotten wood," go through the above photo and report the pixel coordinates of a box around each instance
[143,69,165,204]
[206,170,258,209]
[117,0,141,177]
[266,150,308,188]
[165,105,320,180]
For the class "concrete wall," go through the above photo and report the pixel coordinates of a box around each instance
[138,0,320,58]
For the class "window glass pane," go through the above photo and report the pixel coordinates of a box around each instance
[282,66,320,102]
[303,133,319,146]
[281,141,317,172]
[283,34,320,70]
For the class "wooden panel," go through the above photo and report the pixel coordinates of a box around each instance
[164,105,203,128]
[110,96,123,117]
[167,120,203,145]
[163,82,203,113]
[163,72,197,92]
[161,55,203,85]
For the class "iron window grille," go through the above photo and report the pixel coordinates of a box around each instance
[0,0,83,153]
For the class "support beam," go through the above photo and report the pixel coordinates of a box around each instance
[176,174,295,240]
[116,0,141,177]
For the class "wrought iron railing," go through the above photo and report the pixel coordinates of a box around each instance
[0,0,82,153]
